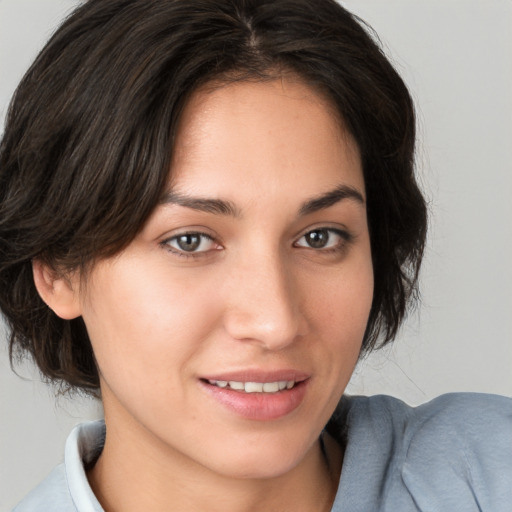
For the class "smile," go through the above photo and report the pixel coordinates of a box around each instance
[207,380,296,393]
[201,377,309,420]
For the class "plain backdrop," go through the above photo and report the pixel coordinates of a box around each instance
[1,0,511,509]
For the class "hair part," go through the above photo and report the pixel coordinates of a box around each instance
[0,0,427,394]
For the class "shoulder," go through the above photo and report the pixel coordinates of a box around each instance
[402,393,512,511]
[11,420,105,512]
[337,392,512,443]
[11,464,75,512]
[331,393,512,512]
[405,392,512,455]
[388,393,512,475]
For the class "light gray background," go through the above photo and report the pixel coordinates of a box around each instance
[1,0,511,509]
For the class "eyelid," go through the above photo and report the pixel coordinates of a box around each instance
[293,226,353,251]
[294,224,352,241]
[160,229,222,258]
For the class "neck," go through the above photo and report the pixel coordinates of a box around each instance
[87,400,341,512]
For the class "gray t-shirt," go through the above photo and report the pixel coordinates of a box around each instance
[13,393,512,511]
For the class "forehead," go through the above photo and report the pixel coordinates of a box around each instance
[168,77,364,203]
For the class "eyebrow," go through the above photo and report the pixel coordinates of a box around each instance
[160,192,241,217]
[159,183,364,218]
[298,184,365,216]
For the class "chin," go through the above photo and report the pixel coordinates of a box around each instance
[195,431,318,481]
[213,456,303,481]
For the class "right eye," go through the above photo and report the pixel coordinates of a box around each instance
[163,232,218,256]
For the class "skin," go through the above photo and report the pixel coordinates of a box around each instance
[35,77,374,512]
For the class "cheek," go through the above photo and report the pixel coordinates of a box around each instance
[306,253,374,348]
[80,260,224,389]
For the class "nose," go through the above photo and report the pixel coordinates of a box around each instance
[221,249,306,350]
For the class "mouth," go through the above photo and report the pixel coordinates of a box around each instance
[205,379,298,393]
[199,373,309,420]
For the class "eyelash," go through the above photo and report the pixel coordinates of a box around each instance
[161,231,218,259]
[161,227,353,259]
[293,228,353,254]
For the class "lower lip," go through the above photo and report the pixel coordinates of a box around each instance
[200,380,308,421]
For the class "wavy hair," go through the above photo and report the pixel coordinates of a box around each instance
[0,0,427,393]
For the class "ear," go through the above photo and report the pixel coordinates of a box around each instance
[32,260,82,320]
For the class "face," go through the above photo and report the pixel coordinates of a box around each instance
[74,78,373,479]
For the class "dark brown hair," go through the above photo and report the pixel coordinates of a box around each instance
[0,0,427,394]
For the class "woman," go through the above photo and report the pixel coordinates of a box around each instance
[1,0,510,510]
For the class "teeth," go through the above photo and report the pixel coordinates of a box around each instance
[245,382,263,393]
[208,380,296,393]
[263,382,279,393]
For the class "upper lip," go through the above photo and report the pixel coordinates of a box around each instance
[200,369,310,383]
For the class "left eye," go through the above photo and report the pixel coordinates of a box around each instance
[295,228,346,250]
[165,232,216,253]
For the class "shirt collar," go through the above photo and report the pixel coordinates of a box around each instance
[65,420,106,511]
